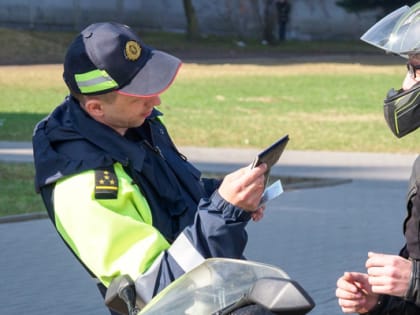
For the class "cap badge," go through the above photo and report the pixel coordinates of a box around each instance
[125,40,141,61]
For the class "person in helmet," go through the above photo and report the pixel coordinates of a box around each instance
[32,22,268,314]
[336,3,420,315]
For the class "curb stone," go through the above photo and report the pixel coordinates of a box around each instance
[0,212,48,224]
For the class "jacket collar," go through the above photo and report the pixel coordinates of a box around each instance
[33,96,162,189]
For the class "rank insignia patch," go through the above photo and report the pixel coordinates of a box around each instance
[95,166,118,199]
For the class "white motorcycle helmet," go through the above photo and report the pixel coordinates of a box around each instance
[361,3,420,138]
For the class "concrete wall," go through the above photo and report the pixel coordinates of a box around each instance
[0,0,380,40]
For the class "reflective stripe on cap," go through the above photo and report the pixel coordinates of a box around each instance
[75,69,118,93]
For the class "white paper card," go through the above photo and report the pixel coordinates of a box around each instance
[259,179,284,206]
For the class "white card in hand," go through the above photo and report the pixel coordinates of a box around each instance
[259,179,283,206]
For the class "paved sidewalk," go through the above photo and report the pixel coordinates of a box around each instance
[0,141,33,162]
[0,141,418,315]
[1,141,417,180]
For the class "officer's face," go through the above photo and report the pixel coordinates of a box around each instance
[86,92,161,135]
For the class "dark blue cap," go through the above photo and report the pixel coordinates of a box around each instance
[63,22,181,96]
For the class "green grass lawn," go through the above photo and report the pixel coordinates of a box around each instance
[1,60,415,152]
[0,162,44,216]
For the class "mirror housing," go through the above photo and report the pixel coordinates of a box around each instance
[248,277,315,315]
[104,275,144,315]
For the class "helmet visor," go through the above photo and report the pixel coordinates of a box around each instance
[361,4,420,58]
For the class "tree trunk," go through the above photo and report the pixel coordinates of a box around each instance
[183,0,200,40]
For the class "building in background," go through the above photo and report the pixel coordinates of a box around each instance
[0,0,379,41]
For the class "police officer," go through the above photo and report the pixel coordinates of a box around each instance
[336,3,420,314]
[32,22,267,314]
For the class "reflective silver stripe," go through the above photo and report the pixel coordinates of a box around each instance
[45,171,63,185]
[168,232,205,272]
[134,233,204,303]
[135,252,165,303]
[74,69,118,93]
[76,75,114,88]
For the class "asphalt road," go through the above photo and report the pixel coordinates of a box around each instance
[0,142,417,315]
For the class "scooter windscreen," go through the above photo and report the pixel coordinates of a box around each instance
[361,4,420,58]
[138,258,314,315]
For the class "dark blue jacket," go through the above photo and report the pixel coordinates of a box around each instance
[32,96,251,301]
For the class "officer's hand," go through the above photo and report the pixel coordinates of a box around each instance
[251,205,265,222]
[218,163,267,212]
[366,252,412,297]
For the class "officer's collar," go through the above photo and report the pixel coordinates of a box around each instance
[69,97,147,171]
[147,108,163,119]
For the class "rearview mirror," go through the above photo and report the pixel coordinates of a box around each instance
[247,277,315,315]
[104,275,144,315]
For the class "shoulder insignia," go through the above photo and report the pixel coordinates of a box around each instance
[95,166,118,199]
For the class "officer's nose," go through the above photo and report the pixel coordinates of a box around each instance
[149,95,161,107]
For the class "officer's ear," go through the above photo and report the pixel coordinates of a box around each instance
[84,98,105,119]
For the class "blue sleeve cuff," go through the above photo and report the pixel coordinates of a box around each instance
[209,190,252,222]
